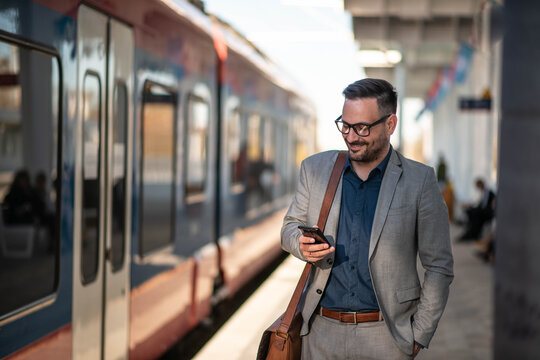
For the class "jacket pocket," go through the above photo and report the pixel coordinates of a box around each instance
[387,204,415,216]
[396,285,421,303]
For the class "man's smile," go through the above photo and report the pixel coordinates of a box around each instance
[347,141,368,151]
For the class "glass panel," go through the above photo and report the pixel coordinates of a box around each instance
[0,43,60,317]
[294,118,306,167]
[246,114,263,210]
[247,114,261,162]
[263,119,274,164]
[81,73,101,285]
[141,82,175,255]
[227,108,245,186]
[111,82,127,271]
[275,123,286,197]
[260,119,275,202]
[185,96,208,199]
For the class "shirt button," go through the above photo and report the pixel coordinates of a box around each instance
[351,292,355,296]
[316,289,322,295]
[351,265,355,270]
[355,211,360,216]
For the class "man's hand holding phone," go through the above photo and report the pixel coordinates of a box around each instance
[298,226,335,262]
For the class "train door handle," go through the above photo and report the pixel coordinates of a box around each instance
[105,248,112,261]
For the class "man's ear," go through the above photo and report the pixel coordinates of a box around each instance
[387,114,398,135]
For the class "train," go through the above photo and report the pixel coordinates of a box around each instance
[0,0,316,358]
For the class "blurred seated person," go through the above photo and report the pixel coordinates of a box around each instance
[460,178,496,241]
[33,171,57,241]
[475,220,496,263]
[32,172,54,222]
[2,170,35,225]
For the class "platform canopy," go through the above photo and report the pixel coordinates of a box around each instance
[344,0,482,97]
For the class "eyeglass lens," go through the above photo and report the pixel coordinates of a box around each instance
[336,120,371,136]
[337,122,369,136]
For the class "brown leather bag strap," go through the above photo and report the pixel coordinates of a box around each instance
[316,151,347,230]
[276,151,347,338]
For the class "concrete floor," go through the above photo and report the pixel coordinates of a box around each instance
[416,234,493,359]
[194,225,493,360]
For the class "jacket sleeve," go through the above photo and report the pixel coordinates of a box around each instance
[281,159,310,261]
[412,168,454,347]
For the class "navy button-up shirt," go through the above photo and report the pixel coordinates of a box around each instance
[320,147,392,311]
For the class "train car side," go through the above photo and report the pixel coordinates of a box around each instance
[0,0,317,359]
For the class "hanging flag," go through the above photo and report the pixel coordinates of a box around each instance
[424,66,452,113]
[437,66,453,103]
[416,69,443,121]
[424,69,443,110]
[416,43,475,121]
[453,43,475,84]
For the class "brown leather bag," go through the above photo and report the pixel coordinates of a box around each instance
[257,151,347,360]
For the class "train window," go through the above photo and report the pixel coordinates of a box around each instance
[274,122,286,197]
[263,119,274,164]
[0,41,61,318]
[111,82,127,271]
[246,114,265,210]
[295,121,308,167]
[227,108,245,189]
[81,73,102,285]
[185,94,209,202]
[261,119,275,202]
[140,81,176,255]
[247,114,261,162]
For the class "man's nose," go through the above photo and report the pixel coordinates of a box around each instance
[345,129,360,141]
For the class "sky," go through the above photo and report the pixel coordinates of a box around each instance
[204,0,364,151]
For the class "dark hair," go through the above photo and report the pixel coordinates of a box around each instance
[475,178,485,188]
[11,169,30,191]
[342,78,397,116]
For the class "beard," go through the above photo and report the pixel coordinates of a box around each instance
[345,131,389,163]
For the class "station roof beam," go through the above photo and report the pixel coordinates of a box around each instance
[345,0,481,97]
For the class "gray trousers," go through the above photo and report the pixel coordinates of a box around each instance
[301,314,412,360]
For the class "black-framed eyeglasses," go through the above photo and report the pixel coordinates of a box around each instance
[334,114,392,137]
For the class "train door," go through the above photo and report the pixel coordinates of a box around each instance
[103,15,133,360]
[73,5,133,359]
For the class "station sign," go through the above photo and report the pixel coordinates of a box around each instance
[459,98,491,110]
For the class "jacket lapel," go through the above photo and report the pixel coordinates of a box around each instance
[369,150,402,259]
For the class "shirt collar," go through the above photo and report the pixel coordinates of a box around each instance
[376,145,393,174]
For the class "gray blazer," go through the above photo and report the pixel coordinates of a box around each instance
[281,149,454,355]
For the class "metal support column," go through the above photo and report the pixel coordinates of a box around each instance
[495,0,540,357]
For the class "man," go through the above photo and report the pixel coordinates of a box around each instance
[460,178,496,241]
[281,78,454,359]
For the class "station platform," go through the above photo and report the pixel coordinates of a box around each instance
[193,226,493,360]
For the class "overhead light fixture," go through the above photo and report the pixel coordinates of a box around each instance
[385,50,402,64]
[357,49,402,67]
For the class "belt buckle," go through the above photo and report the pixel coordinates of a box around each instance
[340,311,357,324]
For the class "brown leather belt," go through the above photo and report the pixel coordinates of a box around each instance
[316,305,381,324]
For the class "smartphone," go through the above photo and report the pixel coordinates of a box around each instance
[298,225,330,245]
